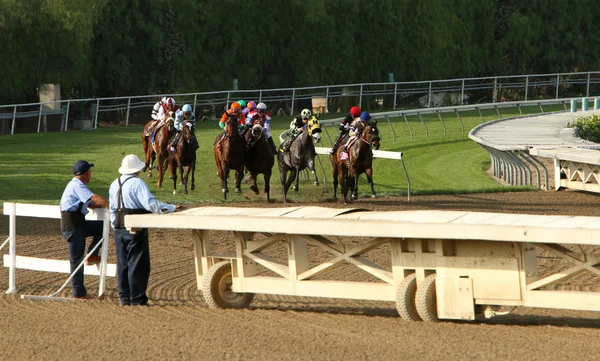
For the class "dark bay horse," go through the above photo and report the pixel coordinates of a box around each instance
[142,115,175,188]
[168,120,197,195]
[244,122,274,201]
[332,121,381,203]
[213,113,246,199]
[277,118,322,203]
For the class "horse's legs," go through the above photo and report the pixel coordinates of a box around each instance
[332,163,338,199]
[366,168,376,198]
[222,166,230,199]
[250,171,259,195]
[280,167,288,203]
[309,159,319,186]
[264,170,271,202]
[293,167,300,192]
[234,167,243,193]
[285,168,297,197]
[183,164,191,195]
[190,162,196,191]
[339,168,350,203]
[157,151,166,188]
[351,170,359,201]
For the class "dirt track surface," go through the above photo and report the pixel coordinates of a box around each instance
[3,191,600,361]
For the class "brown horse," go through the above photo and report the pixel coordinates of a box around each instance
[142,115,175,188]
[213,113,246,199]
[142,112,176,179]
[244,122,274,201]
[168,120,197,195]
[332,121,381,203]
[277,118,322,203]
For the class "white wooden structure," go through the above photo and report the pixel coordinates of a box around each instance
[2,203,116,300]
[125,206,600,321]
[530,147,600,192]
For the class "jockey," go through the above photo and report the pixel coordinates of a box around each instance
[238,100,246,111]
[329,105,361,154]
[217,102,247,150]
[170,104,198,152]
[152,97,167,121]
[243,101,256,117]
[146,97,178,136]
[246,102,277,154]
[219,101,246,129]
[282,108,312,152]
[341,111,372,153]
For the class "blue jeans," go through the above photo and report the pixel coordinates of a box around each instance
[114,228,150,305]
[61,220,103,297]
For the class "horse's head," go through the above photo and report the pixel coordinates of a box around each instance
[307,117,322,143]
[182,121,195,142]
[224,112,239,136]
[165,115,175,132]
[363,120,380,150]
[251,123,263,139]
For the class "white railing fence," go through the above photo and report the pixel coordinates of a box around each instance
[2,71,600,135]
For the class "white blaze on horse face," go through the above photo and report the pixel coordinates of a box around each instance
[312,132,322,143]
[252,124,263,138]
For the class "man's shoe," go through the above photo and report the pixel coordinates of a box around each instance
[85,255,101,266]
[73,294,94,300]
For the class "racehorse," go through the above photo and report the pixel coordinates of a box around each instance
[332,121,381,203]
[142,114,175,188]
[277,117,322,203]
[244,120,274,201]
[168,120,197,195]
[213,113,246,199]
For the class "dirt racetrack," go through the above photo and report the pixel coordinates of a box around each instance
[3,191,600,361]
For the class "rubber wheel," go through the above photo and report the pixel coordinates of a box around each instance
[395,274,421,321]
[415,274,439,322]
[202,261,255,309]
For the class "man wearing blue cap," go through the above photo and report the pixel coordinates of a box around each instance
[60,160,109,299]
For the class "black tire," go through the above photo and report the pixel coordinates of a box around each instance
[202,261,254,309]
[395,274,422,321]
[415,274,439,322]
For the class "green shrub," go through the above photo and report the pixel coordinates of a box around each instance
[569,114,600,143]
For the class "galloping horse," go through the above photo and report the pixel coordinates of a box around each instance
[244,120,274,201]
[213,113,246,199]
[168,120,197,195]
[332,121,381,203]
[142,114,175,188]
[277,117,322,203]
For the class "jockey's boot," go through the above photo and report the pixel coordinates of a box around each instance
[267,136,277,155]
[329,139,340,155]
[145,121,157,137]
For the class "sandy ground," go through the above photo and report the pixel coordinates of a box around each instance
[3,191,600,360]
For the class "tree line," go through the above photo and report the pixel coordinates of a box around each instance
[1,0,599,105]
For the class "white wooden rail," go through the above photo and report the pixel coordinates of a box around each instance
[2,202,116,300]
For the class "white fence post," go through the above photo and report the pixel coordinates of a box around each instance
[393,83,397,110]
[325,86,329,113]
[37,104,43,133]
[94,99,100,129]
[525,76,529,101]
[587,72,591,97]
[555,75,560,99]
[64,101,70,131]
[125,98,131,126]
[11,106,17,135]
[98,210,110,296]
[461,79,465,105]
[7,203,16,294]
[359,84,363,109]
[193,94,198,114]
[291,89,295,115]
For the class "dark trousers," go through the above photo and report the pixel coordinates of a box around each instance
[61,220,104,297]
[114,228,150,305]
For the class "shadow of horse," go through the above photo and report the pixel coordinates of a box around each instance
[277,118,322,203]
[142,115,176,189]
[332,121,381,203]
[213,113,246,199]
[244,122,275,201]
[168,120,197,195]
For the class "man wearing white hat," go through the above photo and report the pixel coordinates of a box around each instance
[108,154,177,306]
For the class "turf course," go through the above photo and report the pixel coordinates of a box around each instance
[1,105,559,205]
